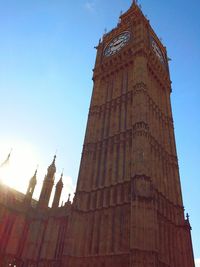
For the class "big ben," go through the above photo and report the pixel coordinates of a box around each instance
[63,2,195,267]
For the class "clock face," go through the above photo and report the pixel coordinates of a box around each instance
[151,38,165,64]
[104,31,131,57]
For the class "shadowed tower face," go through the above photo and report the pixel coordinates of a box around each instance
[63,3,195,267]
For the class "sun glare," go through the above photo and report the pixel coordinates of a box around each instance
[0,138,75,204]
[0,139,39,194]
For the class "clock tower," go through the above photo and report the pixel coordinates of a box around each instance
[63,2,195,267]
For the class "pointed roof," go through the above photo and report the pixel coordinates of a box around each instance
[47,155,57,175]
[30,169,37,184]
[132,0,138,6]
[120,0,143,22]
[51,155,56,166]
[56,172,64,187]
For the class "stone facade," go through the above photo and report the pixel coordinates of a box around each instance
[0,158,71,267]
[62,3,195,267]
[0,2,195,267]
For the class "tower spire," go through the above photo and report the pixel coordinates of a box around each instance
[38,155,57,209]
[132,0,138,5]
[0,149,12,168]
[45,154,57,181]
[24,168,37,206]
[52,171,64,208]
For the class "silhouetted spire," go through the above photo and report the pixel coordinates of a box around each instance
[56,172,63,187]
[24,168,38,206]
[52,172,64,208]
[47,155,56,179]
[30,169,37,184]
[132,0,138,6]
[38,156,57,209]
[0,149,12,168]
[64,193,72,207]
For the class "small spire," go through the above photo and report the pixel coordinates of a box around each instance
[53,155,56,164]
[60,169,64,180]
[56,171,64,187]
[46,155,57,180]
[30,168,37,184]
[132,0,141,9]
[118,10,123,24]
[68,193,71,202]
[33,170,37,178]
[0,149,12,168]
[49,154,56,169]
[35,164,39,174]
[186,213,190,221]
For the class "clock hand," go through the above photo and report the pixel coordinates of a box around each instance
[111,44,121,51]
[113,40,123,47]
[114,38,124,45]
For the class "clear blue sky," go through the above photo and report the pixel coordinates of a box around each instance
[0,0,199,263]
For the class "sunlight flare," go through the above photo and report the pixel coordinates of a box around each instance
[0,139,39,194]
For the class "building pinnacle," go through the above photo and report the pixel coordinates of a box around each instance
[0,149,12,168]
[47,155,57,177]
[29,168,37,186]
[57,172,64,187]
[132,0,138,5]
